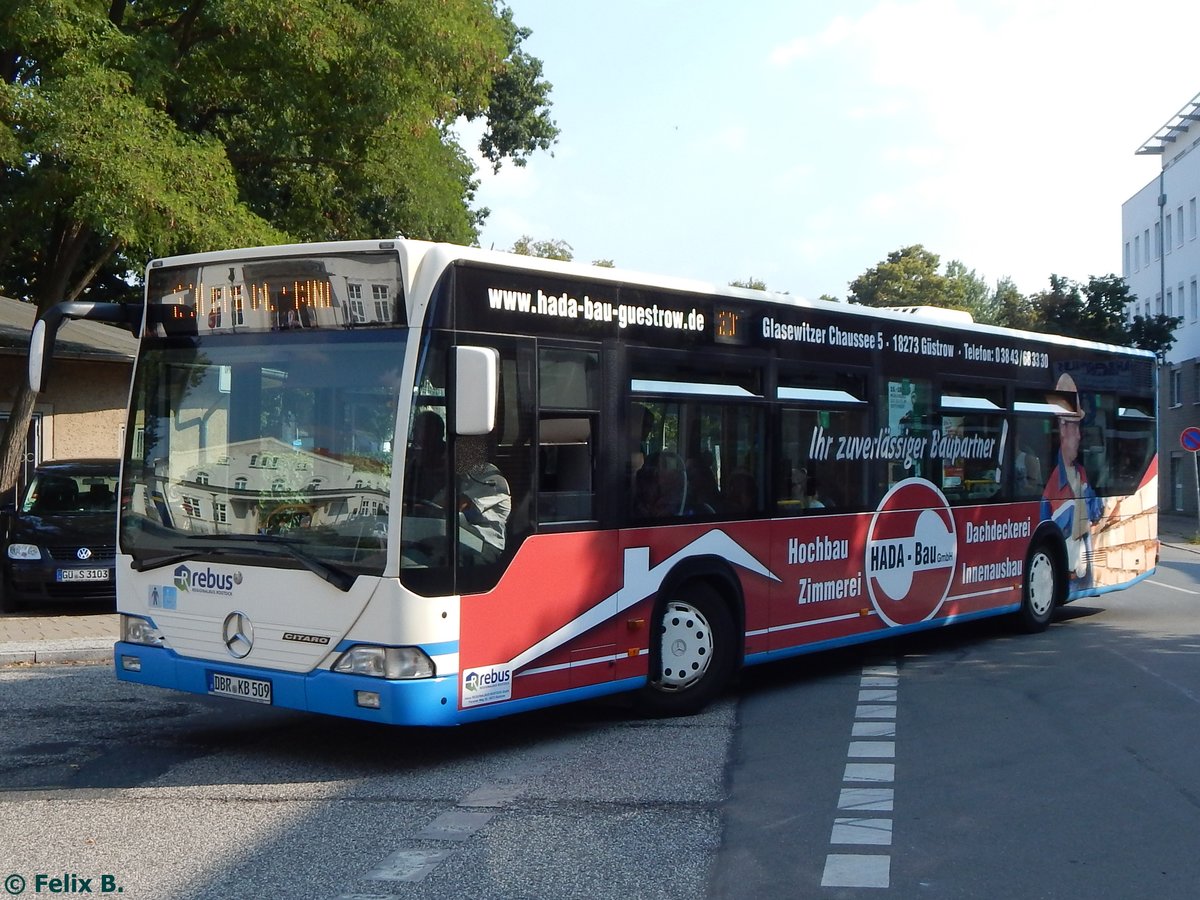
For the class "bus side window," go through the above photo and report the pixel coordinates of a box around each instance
[453,337,535,595]
[537,348,599,525]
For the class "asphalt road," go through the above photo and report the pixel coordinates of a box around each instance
[2,544,1198,899]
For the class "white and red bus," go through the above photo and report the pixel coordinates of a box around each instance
[31,240,1159,723]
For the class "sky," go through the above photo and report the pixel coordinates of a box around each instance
[458,0,1200,301]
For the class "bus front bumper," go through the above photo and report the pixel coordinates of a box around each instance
[114,642,464,726]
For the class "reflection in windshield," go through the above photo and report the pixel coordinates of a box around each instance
[121,331,403,579]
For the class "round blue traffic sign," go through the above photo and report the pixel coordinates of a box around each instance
[1182,427,1200,452]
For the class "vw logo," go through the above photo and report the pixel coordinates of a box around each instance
[76,547,93,560]
[221,611,254,659]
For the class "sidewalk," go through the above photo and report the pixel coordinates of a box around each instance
[0,610,118,666]
[2,516,1198,668]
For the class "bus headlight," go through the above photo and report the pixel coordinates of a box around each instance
[7,543,41,560]
[332,645,435,680]
[121,614,165,646]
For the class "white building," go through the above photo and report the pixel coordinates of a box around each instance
[1122,90,1200,514]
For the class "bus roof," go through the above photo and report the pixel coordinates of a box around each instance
[147,238,1156,360]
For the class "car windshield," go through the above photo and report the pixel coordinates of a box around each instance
[22,470,119,516]
[120,329,405,581]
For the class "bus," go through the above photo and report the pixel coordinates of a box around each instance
[29,240,1159,725]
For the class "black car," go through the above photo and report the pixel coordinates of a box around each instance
[0,459,119,612]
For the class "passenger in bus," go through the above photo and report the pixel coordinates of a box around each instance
[790,467,825,509]
[685,452,720,514]
[724,470,760,516]
[408,410,449,506]
[629,404,654,474]
[456,434,511,564]
[1041,375,1102,588]
[634,451,689,518]
[1015,444,1043,496]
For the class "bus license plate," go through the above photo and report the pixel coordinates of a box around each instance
[57,568,110,582]
[208,672,272,705]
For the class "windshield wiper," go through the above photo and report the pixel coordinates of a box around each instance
[131,535,357,592]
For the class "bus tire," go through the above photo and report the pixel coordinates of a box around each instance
[638,581,736,716]
[1015,542,1059,633]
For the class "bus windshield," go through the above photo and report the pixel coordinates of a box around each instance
[119,330,404,584]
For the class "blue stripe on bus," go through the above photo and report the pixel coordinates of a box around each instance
[1063,566,1155,603]
[113,642,639,726]
[331,638,460,656]
[743,604,1022,668]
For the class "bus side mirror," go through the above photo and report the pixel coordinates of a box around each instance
[453,345,499,436]
[28,317,58,394]
[28,301,142,393]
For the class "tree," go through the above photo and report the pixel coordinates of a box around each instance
[1127,313,1182,356]
[729,278,768,291]
[0,0,557,498]
[982,276,1040,330]
[1031,274,1178,355]
[511,236,573,261]
[847,245,950,308]
[943,260,991,320]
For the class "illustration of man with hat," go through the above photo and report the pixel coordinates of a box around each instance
[1041,373,1103,589]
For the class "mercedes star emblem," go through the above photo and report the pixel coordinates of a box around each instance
[222,611,254,659]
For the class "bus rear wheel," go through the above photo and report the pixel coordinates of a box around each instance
[1016,543,1059,633]
[639,582,735,716]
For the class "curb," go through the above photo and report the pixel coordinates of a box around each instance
[0,642,113,667]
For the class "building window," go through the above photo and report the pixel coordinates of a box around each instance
[1192,279,1199,322]
[234,476,248,490]
[214,502,228,524]
[1167,289,1174,318]
[1165,216,1173,253]
[1170,368,1182,407]
[1190,198,1197,240]
[372,284,392,321]
[181,496,202,518]
[347,283,366,323]
[1144,229,1151,265]
[1124,241,1132,274]
[1178,206,1186,247]
[1193,364,1200,404]
[1155,222,1162,259]
[195,471,210,485]
[231,285,244,326]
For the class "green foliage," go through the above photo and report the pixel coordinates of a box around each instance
[846,246,1177,354]
[1126,313,1182,355]
[730,277,768,291]
[0,0,558,306]
[979,276,1039,330]
[511,235,573,261]
[1033,274,1178,355]
[592,259,616,268]
[848,245,950,309]
[475,7,558,172]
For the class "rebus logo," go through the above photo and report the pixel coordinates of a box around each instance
[174,564,238,595]
[465,668,511,691]
[461,664,513,708]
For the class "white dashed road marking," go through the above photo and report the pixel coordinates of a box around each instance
[822,663,898,889]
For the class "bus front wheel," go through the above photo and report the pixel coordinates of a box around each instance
[639,582,736,716]
[1016,543,1059,633]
